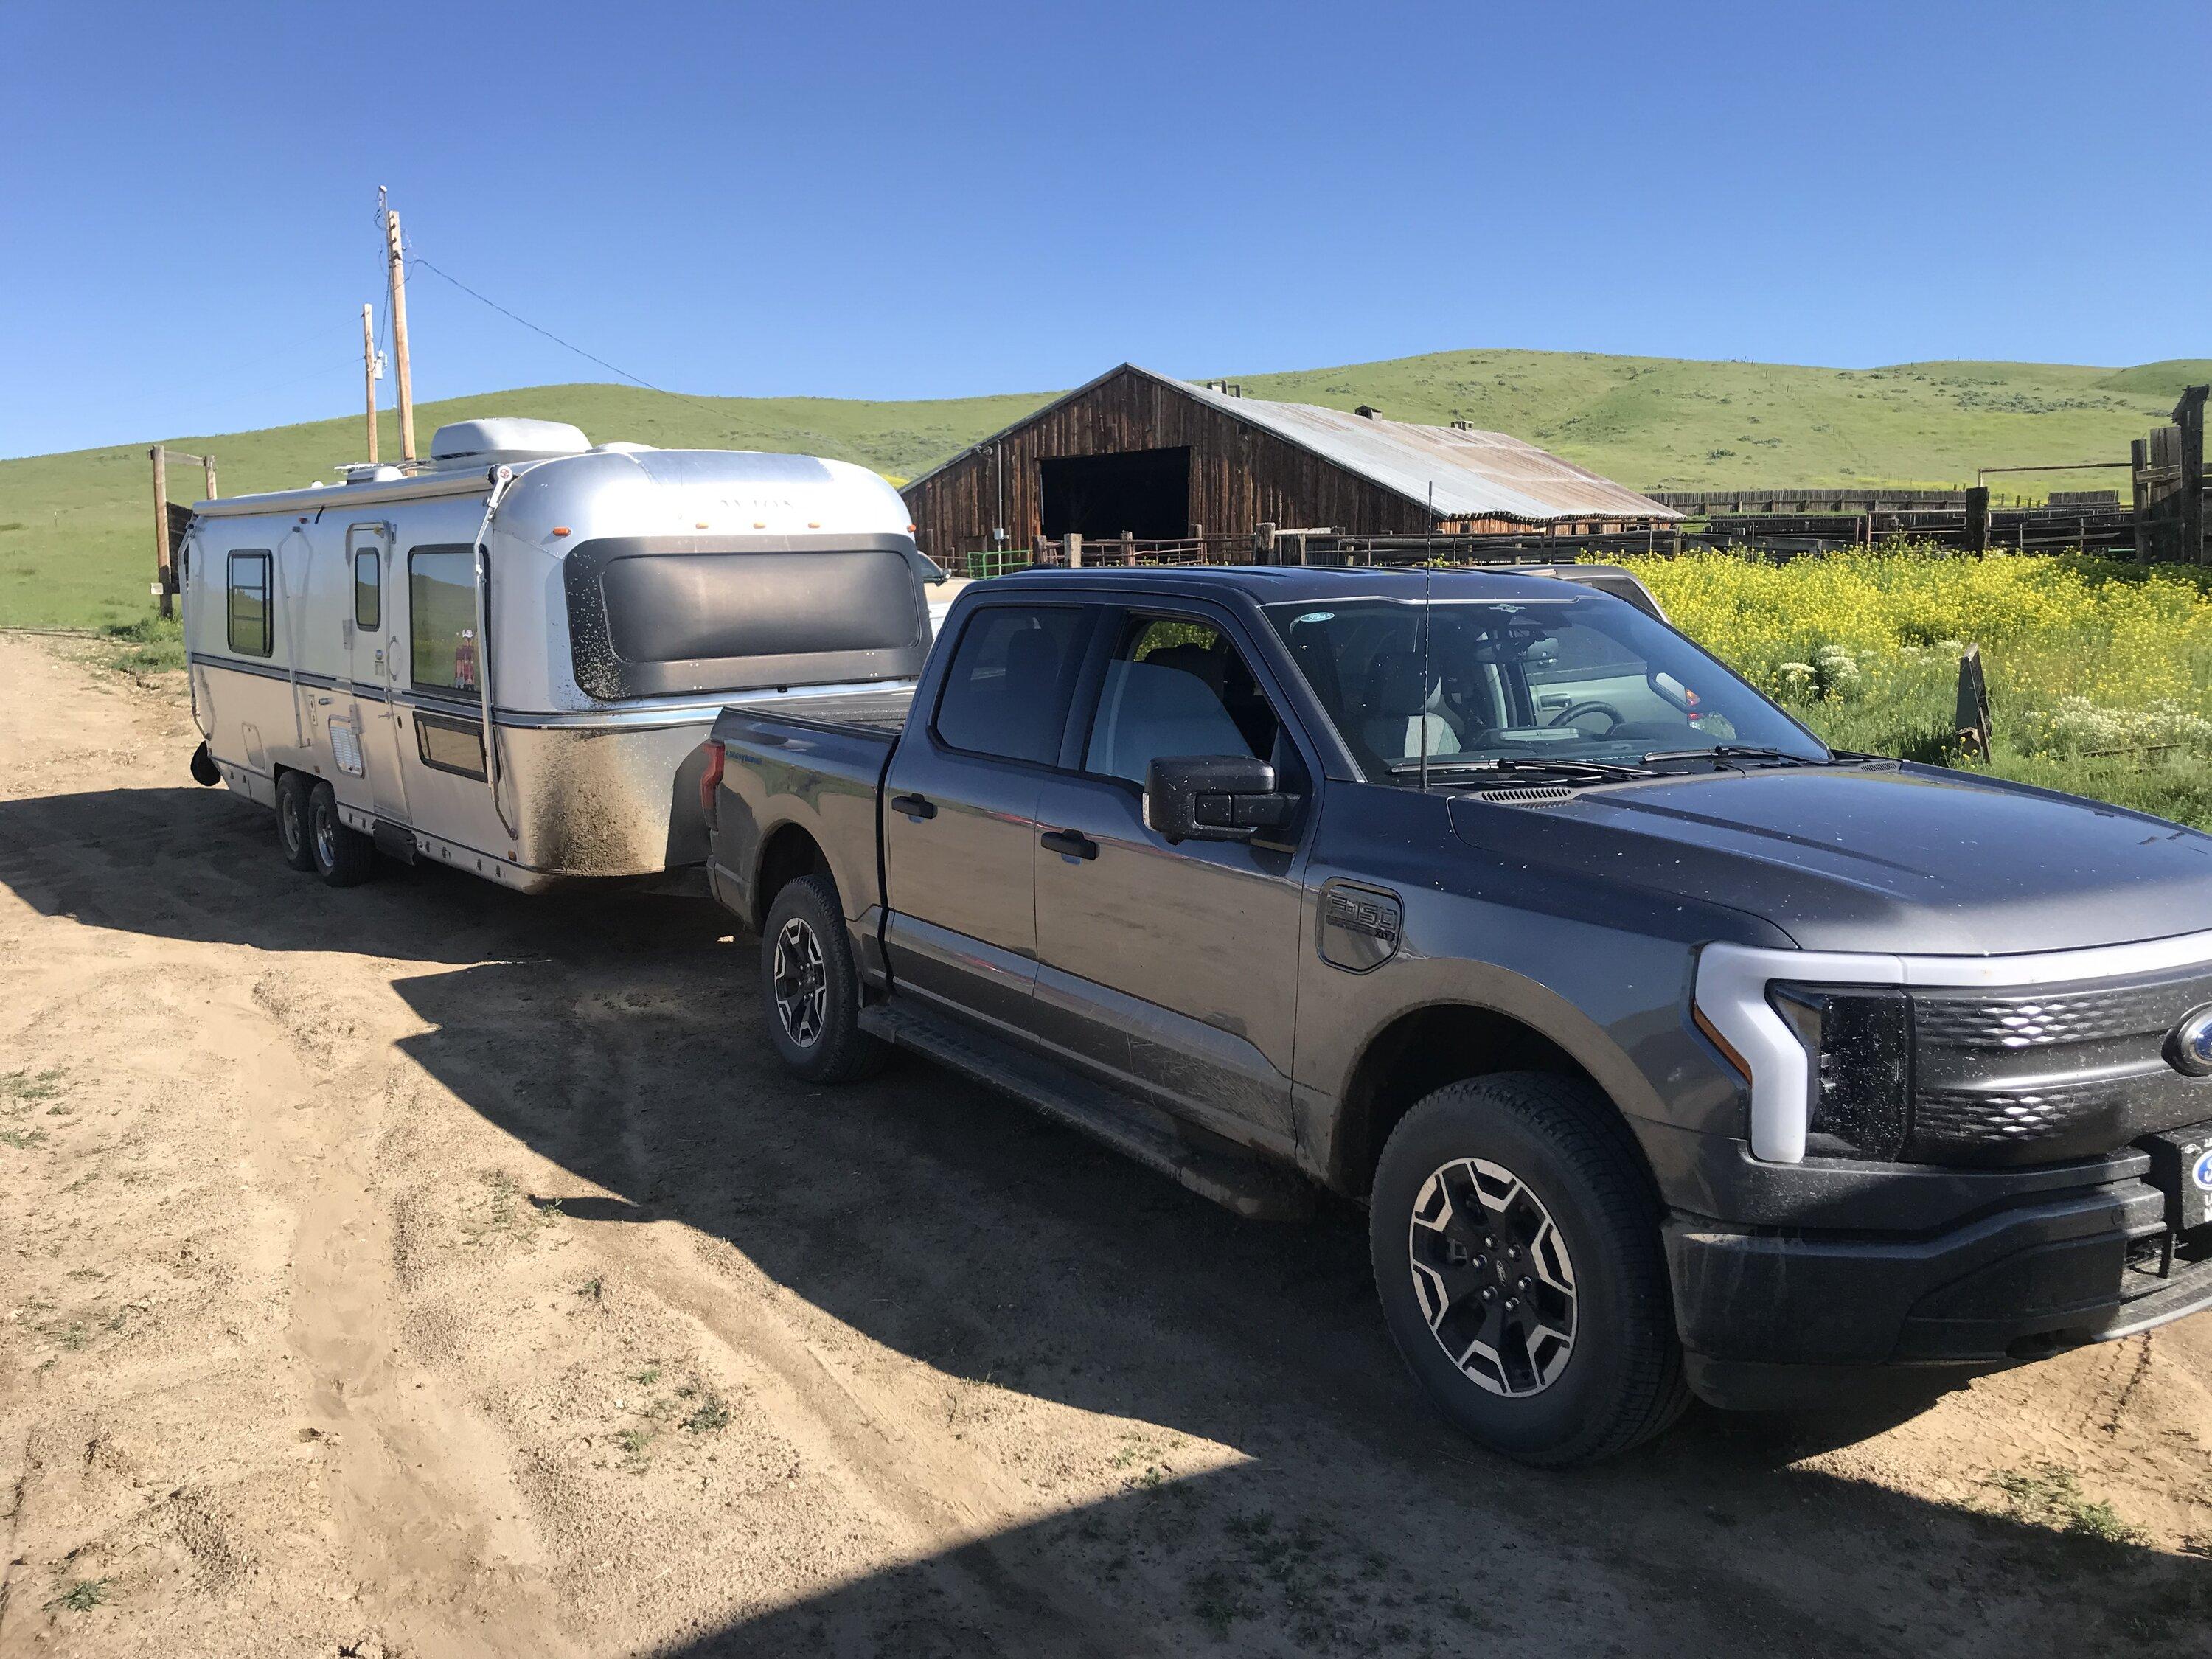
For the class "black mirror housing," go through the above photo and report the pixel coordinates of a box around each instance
[1145,755,1296,844]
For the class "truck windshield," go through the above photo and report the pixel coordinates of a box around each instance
[1265,591,1827,784]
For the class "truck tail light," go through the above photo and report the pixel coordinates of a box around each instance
[1770,985,1913,1160]
[699,739,725,824]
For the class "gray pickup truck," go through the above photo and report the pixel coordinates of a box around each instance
[701,563,2212,1465]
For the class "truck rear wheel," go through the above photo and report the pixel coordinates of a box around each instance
[1369,1072,1688,1466]
[275,773,316,872]
[307,781,376,888]
[760,874,887,1084]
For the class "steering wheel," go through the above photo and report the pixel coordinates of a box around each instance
[1548,700,1624,732]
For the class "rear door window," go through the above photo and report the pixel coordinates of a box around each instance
[932,605,1088,765]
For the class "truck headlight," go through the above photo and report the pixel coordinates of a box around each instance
[1769,985,1913,1160]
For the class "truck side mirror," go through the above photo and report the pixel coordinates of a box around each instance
[1145,755,1297,844]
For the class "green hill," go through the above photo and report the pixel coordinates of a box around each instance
[4,350,2207,629]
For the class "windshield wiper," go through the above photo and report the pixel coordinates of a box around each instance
[1388,756,1658,783]
[1639,743,1829,769]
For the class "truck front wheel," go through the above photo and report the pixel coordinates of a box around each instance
[759,874,888,1084]
[1369,1072,1688,1466]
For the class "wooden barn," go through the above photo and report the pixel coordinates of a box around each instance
[900,363,1678,567]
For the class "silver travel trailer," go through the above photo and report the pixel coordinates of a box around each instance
[181,419,935,890]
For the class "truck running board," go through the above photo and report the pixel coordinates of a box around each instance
[858,999,1314,1222]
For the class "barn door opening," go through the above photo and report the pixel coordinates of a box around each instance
[1038,447,1191,540]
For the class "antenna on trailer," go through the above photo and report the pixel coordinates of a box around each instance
[1419,480,1434,791]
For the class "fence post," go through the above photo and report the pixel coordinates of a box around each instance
[1253,521,1276,565]
[2177,386,2207,566]
[1121,529,1135,566]
[1964,487,1991,553]
[1067,532,1082,569]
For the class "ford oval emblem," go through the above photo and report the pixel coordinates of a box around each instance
[2171,1005,2212,1077]
[2195,1150,2212,1192]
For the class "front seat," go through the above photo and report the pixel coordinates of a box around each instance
[1360,651,1462,764]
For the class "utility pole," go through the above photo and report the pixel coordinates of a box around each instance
[150,445,172,620]
[361,302,380,463]
[384,195,416,463]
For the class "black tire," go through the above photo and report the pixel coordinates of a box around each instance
[1369,1072,1688,1467]
[306,781,377,888]
[759,873,887,1084]
[275,772,316,872]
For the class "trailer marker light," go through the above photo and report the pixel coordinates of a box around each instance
[753,520,768,529]
[695,521,710,529]
[807,521,821,529]
[551,526,571,537]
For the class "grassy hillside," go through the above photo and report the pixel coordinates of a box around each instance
[4,350,2208,629]
[1234,351,2212,500]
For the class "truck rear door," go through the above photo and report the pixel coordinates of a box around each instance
[1028,605,1310,1148]
[880,601,1093,1034]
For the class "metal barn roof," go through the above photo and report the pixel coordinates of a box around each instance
[902,364,1680,525]
[1167,373,1680,524]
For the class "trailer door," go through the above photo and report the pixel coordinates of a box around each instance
[343,524,411,825]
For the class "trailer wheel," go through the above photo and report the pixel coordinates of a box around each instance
[307,781,376,888]
[1369,1072,1688,1467]
[275,773,316,872]
[760,874,887,1084]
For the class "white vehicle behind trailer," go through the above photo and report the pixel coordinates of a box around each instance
[182,418,936,890]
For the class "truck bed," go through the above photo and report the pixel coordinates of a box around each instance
[723,684,916,736]
[707,684,916,929]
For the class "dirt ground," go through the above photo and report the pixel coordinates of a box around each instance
[0,633,2208,1658]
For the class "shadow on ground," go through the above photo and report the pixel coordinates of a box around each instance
[5,784,2208,1656]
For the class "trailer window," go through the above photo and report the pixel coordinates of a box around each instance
[563,538,930,700]
[226,551,272,657]
[408,546,479,693]
[354,549,380,630]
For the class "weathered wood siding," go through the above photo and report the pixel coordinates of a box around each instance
[903,366,1463,562]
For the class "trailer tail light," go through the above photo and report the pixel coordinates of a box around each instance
[699,739,726,824]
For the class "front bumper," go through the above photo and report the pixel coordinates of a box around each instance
[1664,1161,2212,1409]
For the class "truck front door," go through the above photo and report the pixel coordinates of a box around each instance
[1030,609,1308,1149]
[881,602,1093,1036]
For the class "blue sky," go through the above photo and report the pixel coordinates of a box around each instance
[2,0,2206,457]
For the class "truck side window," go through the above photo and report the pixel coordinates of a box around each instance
[1083,616,1279,787]
[933,605,1086,765]
[354,549,381,630]
[226,550,273,657]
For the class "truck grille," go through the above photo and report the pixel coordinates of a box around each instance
[1907,964,2212,1166]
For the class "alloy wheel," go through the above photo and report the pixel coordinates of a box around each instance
[1407,1156,1577,1397]
[772,917,829,1048]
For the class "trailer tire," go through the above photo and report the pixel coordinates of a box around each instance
[275,773,316,872]
[307,781,376,888]
[760,873,887,1084]
[1369,1071,1688,1467]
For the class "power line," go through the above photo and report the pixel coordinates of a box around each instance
[403,248,726,417]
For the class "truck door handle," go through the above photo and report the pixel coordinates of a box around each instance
[890,793,936,821]
[1040,828,1098,860]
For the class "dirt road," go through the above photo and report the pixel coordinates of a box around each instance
[0,633,2207,1657]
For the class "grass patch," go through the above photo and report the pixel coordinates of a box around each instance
[1984,1464,2148,1544]
[680,1390,731,1435]
[96,611,185,676]
[0,1126,50,1149]
[1618,549,2212,830]
[47,1578,109,1613]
